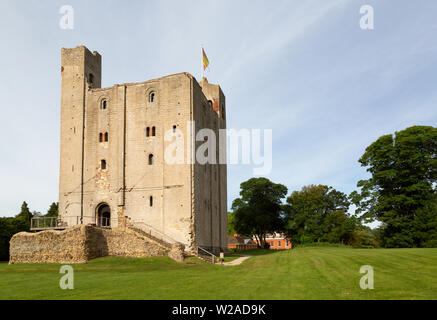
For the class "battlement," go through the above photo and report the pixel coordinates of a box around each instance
[61,46,224,116]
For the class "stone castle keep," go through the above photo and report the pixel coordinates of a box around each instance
[9,46,227,263]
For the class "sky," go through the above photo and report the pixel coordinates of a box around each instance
[0,0,436,219]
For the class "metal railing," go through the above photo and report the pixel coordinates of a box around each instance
[95,217,111,228]
[30,217,66,230]
[130,221,179,246]
[30,216,118,231]
[197,246,217,264]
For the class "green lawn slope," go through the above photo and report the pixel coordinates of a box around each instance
[1,246,436,300]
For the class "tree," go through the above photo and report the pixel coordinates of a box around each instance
[227,212,237,236]
[349,226,379,248]
[323,210,357,244]
[350,126,437,248]
[231,178,288,248]
[0,218,15,261]
[414,198,437,247]
[0,201,36,261]
[15,201,33,230]
[284,185,354,244]
[46,202,59,217]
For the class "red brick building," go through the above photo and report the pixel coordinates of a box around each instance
[255,233,292,250]
[227,234,258,250]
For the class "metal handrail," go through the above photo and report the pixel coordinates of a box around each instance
[130,221,179,245]
[197,246,217,264]
[30,216,118,230]
[31,217,62,230]
[95,217,111,228]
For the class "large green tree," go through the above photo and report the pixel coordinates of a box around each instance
[0,217,16,261]
[45,202,59,217]
[227,212,237,236]
[350,126,437,248]
[231,178,287,248]
[15,201,33,230]
[284,185,355,244]
[0,201,34,261]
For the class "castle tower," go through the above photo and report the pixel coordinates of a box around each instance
[59,46,102,224]
[58,46,227,254]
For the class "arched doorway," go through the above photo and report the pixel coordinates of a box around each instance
[96,203,111,227]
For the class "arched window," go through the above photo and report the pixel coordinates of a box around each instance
[89,73,94,85]
[104,132,109,142]
[101,159,107,170]
[146,127,150,137]
[152,126,156,136]
[99,133,103,142]
[149,196,153,207]
[101,100,107,110]
[149,92,156,103]
[208,100,213,109]
[173,125,177,133]
[148,154,154,165]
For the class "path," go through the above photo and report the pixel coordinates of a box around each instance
[221,255,252,266]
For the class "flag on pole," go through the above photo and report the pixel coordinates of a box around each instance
[202,48,210,71]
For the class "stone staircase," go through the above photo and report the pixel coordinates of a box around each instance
[128,225,173,250]
[127,222,185,262]
[196,246,218,264]
[128,222,218,264]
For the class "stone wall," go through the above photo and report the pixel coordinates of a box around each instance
[9,225,184,264]
[9,226,89,264]
[91,228,168,258]
[192,78,228,254]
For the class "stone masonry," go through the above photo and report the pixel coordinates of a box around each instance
[58,46,227,254]
[9,225,184,264]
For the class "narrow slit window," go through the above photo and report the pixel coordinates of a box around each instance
[149,92,155,103]
[101,100,107,110]
[149,196,153,207]
[101,160,107,170]
[148,154,154,165]
[99,133,103,142]
[146,127,150,137]
[173,125,177,133]
[104,132,109,142]
[152,126,156,136]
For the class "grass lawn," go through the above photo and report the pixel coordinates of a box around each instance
[0,246,436,300]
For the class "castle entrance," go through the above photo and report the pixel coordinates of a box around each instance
[96,203,111,227]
